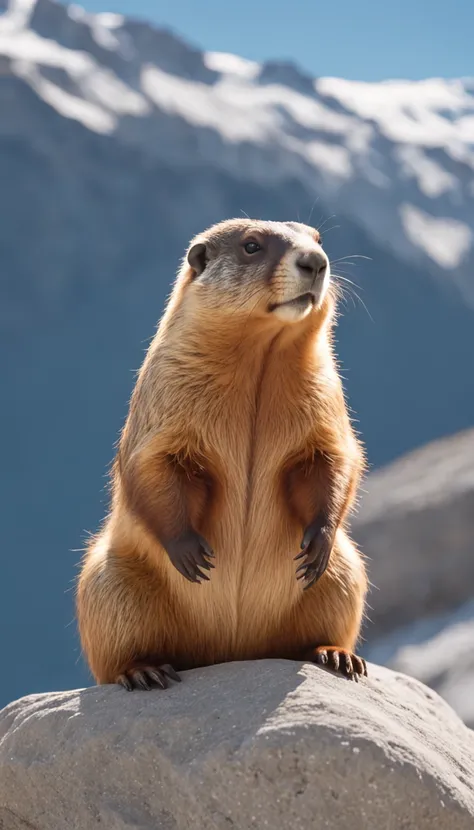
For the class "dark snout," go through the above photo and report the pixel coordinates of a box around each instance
[296,250,328,291]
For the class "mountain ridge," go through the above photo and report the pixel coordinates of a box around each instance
[2,0,474,302]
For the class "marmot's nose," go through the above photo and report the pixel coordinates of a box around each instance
[296,250,328,286]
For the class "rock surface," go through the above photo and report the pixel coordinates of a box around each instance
[1,660,473,830]
[353,427,474,635]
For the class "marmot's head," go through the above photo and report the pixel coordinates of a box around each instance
[181,219,332,325]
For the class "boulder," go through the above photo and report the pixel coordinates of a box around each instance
[353,428,474,635]
[1,660,473,830]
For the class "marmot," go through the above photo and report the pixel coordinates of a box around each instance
[77,219,368,690]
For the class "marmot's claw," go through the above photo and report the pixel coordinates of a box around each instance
[166,531,214,584]
[295,521,333,589]
[117,662,181,691]
[313,646,368,679]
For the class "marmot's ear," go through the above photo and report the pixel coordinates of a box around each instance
[187,242,207,276]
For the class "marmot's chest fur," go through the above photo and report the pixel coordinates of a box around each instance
[142,333,340,652]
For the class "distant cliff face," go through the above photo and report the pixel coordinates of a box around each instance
[1,0,474,706]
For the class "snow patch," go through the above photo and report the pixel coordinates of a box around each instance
[305,141,353,179]
[265,86,361,136]
[0,29,94,72]
[0,26,147,126]
[68,5,131,57]
[141,64,273,142]
[90,14,132,55]
[400,204,472,269]
[90,21,123,52]
[95,13,125,30]
[79,67,148,116]
[0,0,35,32]
[14,59,115,133]
[141,65,360,180]
[317,76,474,148]
[68,4,88,21]
[204,51,259,80]
[397,146,458,198]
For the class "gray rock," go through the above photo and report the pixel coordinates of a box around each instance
[353,428,474,635]
[1,660,473,830]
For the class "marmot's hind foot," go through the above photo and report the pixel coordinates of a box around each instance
[117,662,181,691]
[312,646,367,680]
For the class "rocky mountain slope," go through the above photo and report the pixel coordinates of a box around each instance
[2,661,474,830]
[1,0,473,706]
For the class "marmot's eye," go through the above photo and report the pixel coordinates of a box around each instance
[244,240,261,255]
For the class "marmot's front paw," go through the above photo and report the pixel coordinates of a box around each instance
[165,531,214,583]
[295,520,333,589]
[117,662,181,691]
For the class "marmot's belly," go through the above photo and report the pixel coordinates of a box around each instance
[167,547,302,668]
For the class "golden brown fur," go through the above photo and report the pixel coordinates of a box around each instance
[77,219,368,687]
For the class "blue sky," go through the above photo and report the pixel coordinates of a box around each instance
[63,0,472,82]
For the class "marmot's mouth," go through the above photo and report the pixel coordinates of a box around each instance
[268,293,314,313]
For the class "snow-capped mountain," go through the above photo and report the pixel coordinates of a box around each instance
[1,0,474,706]
[2,0,474,302]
